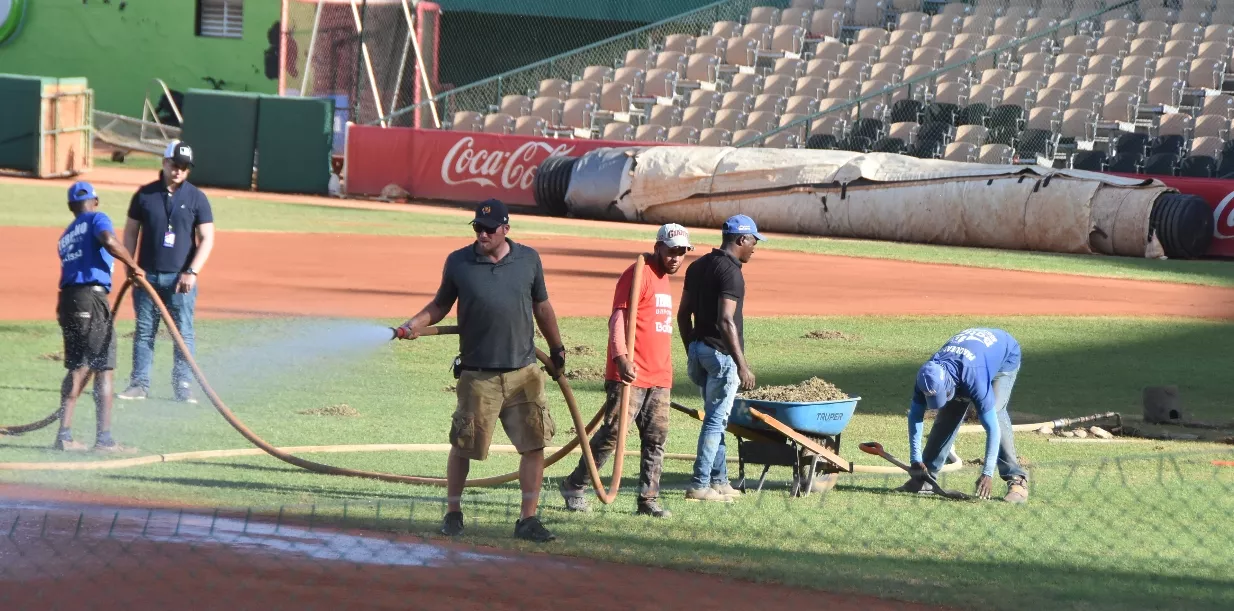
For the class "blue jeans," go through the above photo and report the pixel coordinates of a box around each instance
[686,341,740,488]
[130,271,197,392]
[923,368,1028,481]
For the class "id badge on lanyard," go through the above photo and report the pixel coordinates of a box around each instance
[162,192,176,248]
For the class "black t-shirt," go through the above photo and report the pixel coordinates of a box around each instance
[683,248,745,355]
[127,179,214,273]
[433,239,549,370]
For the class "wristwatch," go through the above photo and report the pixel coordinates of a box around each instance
[185,268,198,275]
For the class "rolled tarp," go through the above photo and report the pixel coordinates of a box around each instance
[546,146,1194,258]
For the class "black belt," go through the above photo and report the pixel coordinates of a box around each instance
[62,284,109,294]
[459,365,521,373]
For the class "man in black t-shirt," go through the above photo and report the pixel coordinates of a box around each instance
[677,214,763,503]
[397,199,566,544]
[117,141,215,404]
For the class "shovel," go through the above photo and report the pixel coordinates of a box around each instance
[859,442,976,501]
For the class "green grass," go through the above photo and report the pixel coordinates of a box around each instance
[92,151,164,172]
[6,182,1234,287]
[1,316,1231,610]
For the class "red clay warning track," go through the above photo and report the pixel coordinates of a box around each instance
[2,227,1232,321]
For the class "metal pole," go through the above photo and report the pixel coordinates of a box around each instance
[299,0,324,96]
[389,0,414,123]
[351,0,364,126]
[350,0,388,127]
[403,0,441,128]
[278,0,290,96]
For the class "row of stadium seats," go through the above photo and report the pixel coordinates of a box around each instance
[446,0,1234,177]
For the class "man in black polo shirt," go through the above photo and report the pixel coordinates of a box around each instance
[116,141,215,403]
[677,214,763,503]
[397,199,567,543]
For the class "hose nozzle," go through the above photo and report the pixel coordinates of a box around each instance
[391,326,411,340]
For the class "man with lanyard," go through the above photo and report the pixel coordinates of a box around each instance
[54,182,144,451]
[397,199,567,543]
[677,215,764,502]
[117,141,215,404]
[903,327,1030,503]
[559,224,694,518]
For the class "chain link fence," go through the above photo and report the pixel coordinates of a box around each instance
[2,448,1231,610]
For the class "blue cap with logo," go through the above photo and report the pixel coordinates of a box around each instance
[471,198,510,230]
[67,181,98,204]
[722,214,766,241]
[915,361,954,410]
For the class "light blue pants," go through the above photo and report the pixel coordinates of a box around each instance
[686,341,740,488]
[924,368,1028,481]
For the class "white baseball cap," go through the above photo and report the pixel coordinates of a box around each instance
[656,223,693,250]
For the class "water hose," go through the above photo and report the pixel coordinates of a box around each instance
[0,282,133,436]
[43,274,620,494]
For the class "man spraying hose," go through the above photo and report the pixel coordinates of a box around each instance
[397,199,566,543]
[558,224,693,518]
[54,182,144,452]
[903,328,1029,503]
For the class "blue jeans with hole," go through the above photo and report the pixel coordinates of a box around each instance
[924,368,1028,481]
[129,272,197,393]
[686,341,740,488]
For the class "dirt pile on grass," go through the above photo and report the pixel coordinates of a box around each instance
[741,377,849,402]
[802,330,860,341]
[565,367,604,381]
[297,404,360,417]
[37,352,63,362]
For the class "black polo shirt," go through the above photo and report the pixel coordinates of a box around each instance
[127,179,214,273]
[683,248,745,355]
[433,239,549,370]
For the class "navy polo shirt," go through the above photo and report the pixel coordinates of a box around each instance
[127,179,214,273]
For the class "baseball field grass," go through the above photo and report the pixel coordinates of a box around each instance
[4,182,1234,287]
[1,315,1231,611]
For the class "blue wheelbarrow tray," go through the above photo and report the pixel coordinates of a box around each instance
[730,397,861,437]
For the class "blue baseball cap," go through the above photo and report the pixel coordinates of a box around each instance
[471,198,510,230]
[722,214,766,241]
[916,361,954,410]
[67,181,98,204]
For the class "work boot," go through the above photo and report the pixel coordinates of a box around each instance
[513,516,556,543]
[636,499,672,518]
[53,437,87,452]
[558,480,590,512]
[1004,476,1029,504]
[711,482,742,500]
[684,486,732,503]
[895,477,935,495]
[441,511,465,537]
[116,385,148,401]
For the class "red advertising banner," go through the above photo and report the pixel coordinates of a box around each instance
[344,125,653,205]
[1109,173,1234,258]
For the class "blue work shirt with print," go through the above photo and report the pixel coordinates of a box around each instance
[58,211,116,289]
[908,328,1021,475]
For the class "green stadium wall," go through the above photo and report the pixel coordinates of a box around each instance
[0,0,281,116]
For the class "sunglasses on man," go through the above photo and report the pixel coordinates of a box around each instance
[472,223,504,235]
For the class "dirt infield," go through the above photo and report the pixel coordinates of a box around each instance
[0,485,940,611]
[2,227,1232,321]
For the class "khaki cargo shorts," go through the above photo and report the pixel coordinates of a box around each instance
[449,363,556,460]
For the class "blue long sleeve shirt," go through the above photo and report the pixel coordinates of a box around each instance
[908,328,1021,477]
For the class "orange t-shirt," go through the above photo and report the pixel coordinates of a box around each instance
[604,259,673,389]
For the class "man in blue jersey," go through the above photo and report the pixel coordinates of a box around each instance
[55,182,144,451]
[902,328,1029,503]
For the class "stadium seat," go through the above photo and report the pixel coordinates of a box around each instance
[1179,155,1217,178]
[1071,150,1107,171]
[483,113,515,134]
[943,141,977,162]
[513,116,548,136]
[977,143,1014,164]
[666,126,699,144]
[498,95,532,117]
[889,99,923,124]
[602,122,634,141]
[1141,152,1179,176]
[634,124,668,142]
[805,133,839,150]
[871,137,907,153]
[698,127,732,147]
[1106,152,1143,173]
[957,103,990,127]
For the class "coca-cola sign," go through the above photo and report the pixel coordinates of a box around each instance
[345,126,644,205]
[441,137,577,190]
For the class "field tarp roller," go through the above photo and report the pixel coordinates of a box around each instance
[557,146,1178,258]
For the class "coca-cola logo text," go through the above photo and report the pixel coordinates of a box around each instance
[441,137,576,191]
[1213,190,1234,240]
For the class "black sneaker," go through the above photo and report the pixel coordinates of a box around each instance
[441,511,464,536]
[636,499,672,518]
[895,477,935,495]
[513,516,556,543]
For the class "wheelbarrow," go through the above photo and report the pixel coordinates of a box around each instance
[670,396,860,497]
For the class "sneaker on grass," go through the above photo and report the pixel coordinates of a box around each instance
[558,480,591,512]
[441,511,464,537]
[1004,476,1029,504]
[53,438,87,452]
[116,385,148,401]
[684,487,732,502]
[711,482,742,500]
[636,499,672,518]
[513,516,556,543]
